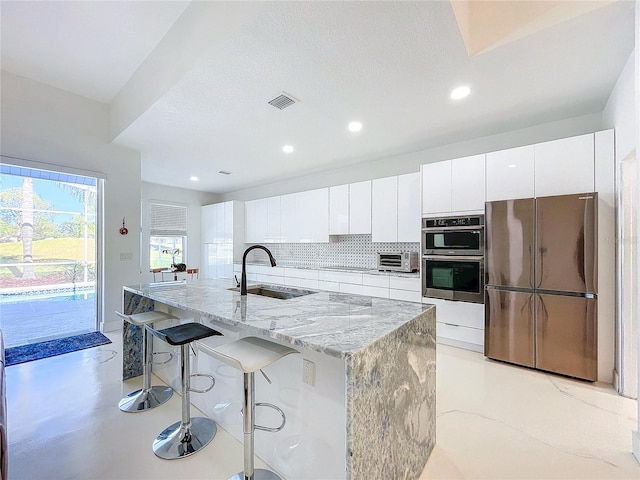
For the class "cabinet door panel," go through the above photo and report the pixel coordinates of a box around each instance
[279,193,299,242]
[329,184,349,235]
[266,196,281,243]
[534,133,594,197]
[397,172,420,242]
[308,188,329,242]
[422,161,451,214]
[451,154,485,212]
[372,176,398,242]
[201,204,216,243]
[486,145,535,201]
[349,180,371,234]
[245,200,258,244]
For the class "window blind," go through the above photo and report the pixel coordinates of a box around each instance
[150,202,187,237]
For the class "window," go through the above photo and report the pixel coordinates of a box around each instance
[149,202,187,269]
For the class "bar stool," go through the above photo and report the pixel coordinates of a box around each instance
[115,311,177,412]
[208,336,298,480]
[148,322,223,459]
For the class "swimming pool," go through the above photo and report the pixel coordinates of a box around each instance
[0,286,95,304]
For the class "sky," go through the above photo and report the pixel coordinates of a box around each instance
[1,173,93,225]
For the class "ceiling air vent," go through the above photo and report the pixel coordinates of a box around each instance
[268,92,298,110]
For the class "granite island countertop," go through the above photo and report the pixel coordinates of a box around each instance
[123,278,431,359]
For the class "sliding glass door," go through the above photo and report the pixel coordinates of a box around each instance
[0,164,100,347]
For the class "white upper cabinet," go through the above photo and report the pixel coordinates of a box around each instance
[422,160,452,214]
[329,184,349,235]
[349,180,372,234]
[371,172,420,243]
[486,145,535,201]
[372,176,398,242]
[299,188,329,242]
[201,204,217,243]
[451,154,485,212]
[397,172,421,242]
[279,192,299,243]
[266,196,281,242]
[279,189,329,243]
[534,133,595,197]
[244,200,258,243]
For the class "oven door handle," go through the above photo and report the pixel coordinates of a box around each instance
[423,255,484,261]
[422,226,483,232]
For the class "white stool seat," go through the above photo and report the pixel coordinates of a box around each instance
[116,310,178,326]
[209,337,298,373]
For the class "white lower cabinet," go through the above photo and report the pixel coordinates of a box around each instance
[424,297,484,352]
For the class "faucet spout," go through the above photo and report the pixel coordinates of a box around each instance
[241,245,277,295]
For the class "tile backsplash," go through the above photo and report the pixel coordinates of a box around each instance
[244,235,419,269]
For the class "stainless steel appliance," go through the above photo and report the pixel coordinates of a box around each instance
[422,255,484,303]
[421,214,485,303]
[484,192,598,381]
[377,251,419,272]
[422,215,484,256]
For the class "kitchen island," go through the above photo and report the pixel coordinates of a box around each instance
[122,278,435,479]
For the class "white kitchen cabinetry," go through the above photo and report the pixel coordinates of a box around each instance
[349,180,371,234]
[534,133,595,197]
[371,172,420,243]
[245,197,279,243]
[329,184,349,235]
[280,192,299,243]
[201,201,245,279]
[266,196,281,242]
[422,160,452,214]
[372,176,398,242]
[486,145,535,201]
[280,189,329,243]
[451,154,486,212]
[397,172,421,242]
[424,297,484,352]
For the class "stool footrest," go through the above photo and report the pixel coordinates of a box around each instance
[152,351,173,365]
[189,373,215,393]
[253,402,286,433]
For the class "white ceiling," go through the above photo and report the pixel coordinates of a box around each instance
[0,1,635,194]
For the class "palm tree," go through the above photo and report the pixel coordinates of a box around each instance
[21,177,35,278]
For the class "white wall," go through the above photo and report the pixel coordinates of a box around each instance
[221,113,603,201]
[604,50,638,399]
[1,71,142,332]
[140,182,219,284]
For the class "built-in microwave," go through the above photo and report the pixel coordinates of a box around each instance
[377,252,419,272]
[422,255,484,303]
[422,215,484,256]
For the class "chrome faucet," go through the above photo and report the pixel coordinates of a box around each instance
[241,245,277,295]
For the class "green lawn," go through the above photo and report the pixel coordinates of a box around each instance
[0,237,95,262]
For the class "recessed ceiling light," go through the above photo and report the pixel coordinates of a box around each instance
[282,145,294,153]
[190,176,199,181]
[348,121,363,132]
[508,164,517,168]
[450,85,471,100]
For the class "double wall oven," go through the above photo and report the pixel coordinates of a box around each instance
[422,215,484,303]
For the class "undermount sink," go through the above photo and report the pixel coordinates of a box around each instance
[229,285,317,300]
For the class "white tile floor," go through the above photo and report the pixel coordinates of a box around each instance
[6,332,640,480]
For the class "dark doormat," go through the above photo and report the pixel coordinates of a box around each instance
[5,331,112,367]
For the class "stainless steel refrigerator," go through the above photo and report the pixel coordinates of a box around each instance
[484,193,598,381]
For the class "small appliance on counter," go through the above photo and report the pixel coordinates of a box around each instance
[377,251,419,272]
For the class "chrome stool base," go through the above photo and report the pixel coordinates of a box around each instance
[228,469,282,480]
[118,385,173,413]
[152,416,217,460]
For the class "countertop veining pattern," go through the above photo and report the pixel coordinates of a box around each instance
[123,278,430,359]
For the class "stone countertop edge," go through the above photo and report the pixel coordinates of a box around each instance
[123,279,433,360]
